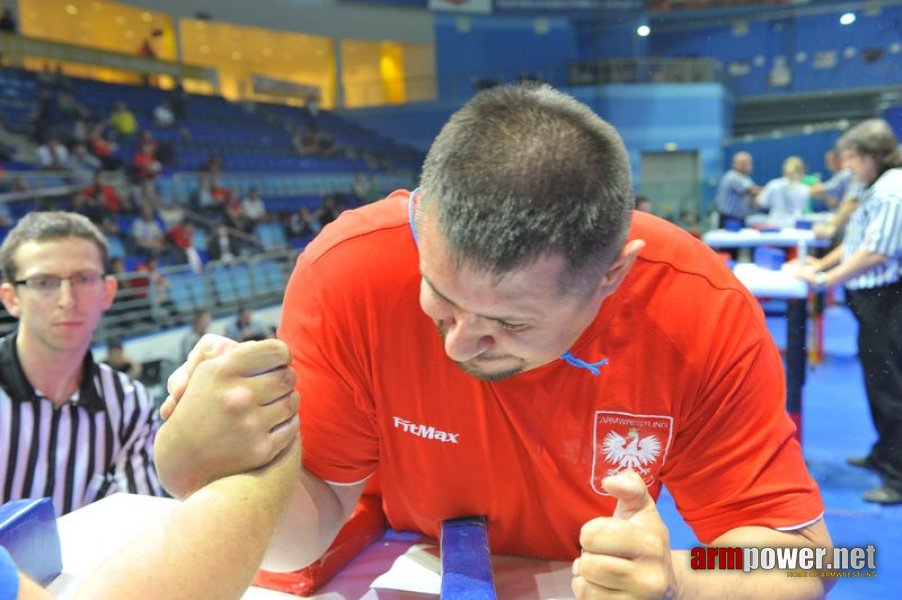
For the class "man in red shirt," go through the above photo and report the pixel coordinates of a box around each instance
[157,85,833,598]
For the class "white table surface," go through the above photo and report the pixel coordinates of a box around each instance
[731,263,808,299]
[46,494,574,599]
[703,227,828,249]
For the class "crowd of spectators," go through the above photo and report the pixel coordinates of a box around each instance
[0,65,395,337]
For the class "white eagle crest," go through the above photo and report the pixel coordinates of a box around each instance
[602,428,662,476]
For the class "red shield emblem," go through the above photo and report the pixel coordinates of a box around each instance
[591,411,674,495]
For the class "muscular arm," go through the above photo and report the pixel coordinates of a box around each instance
[71,441,301,600]
[672,520,834,599]
[261,470,366,572]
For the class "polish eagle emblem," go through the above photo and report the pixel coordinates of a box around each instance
[602,427,662,476]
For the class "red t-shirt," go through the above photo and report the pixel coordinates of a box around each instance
[280,190,823,561]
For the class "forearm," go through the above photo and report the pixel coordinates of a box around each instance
[72,443,299,600]
[152,423,210,499]
[822,248,887,287]
[672,550,827,599]
[813,245,844,271]
[261,468,358,572]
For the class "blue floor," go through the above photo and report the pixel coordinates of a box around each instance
[657,306,901,598]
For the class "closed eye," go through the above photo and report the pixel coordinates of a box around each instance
[497,320,527,332]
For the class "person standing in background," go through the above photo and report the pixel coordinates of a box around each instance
[714,151,760,228]
[757,156,810,228]
[797,118,902,504]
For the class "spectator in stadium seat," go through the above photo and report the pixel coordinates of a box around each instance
[315,194,341,229]
[223,196,254,238]
[131,203,166,257]
[167,221,203,273]
[634,195,653,213]
[109,102,138,138]
[131,139,162,185]
[157,196,186,230]
[35,135,68,170]
[153,99,176,128]
[134,256,180,323]
[88,123,122,171]
[0,7,17,33]
[79,171,129,215]
[351,172,377,205]
[103,338,142,380]
[179,310,211,363]
[66,143,102,187]
[207,224,239,264]
[241,187,268,224]
[225,306,270,343]
[287,205,321,239]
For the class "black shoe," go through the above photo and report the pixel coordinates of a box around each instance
[847,455,879,471]
[863,485,902,505]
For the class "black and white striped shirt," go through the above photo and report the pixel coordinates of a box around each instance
[0,332,164,516]
[842,168,902,290]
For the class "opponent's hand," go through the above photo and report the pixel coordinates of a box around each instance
[160,334,239,420]
[573,470,675,599]
[154,339,300,499]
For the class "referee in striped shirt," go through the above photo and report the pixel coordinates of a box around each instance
[799,118,902,504]
[0,211,163,516]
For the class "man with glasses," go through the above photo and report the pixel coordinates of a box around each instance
[0,211,165,515]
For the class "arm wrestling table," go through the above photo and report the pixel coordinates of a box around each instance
[46,494,574,599]
[731,263,809,440]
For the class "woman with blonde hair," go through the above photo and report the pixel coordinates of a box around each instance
[757,155,811,227]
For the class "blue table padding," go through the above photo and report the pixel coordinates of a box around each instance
[440,516,497,599]
[0,498,62,586]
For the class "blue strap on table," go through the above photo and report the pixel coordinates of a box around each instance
[440,516,497,599]
[0,498,62,586]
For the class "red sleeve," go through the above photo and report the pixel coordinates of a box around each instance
[661,291,823,544]
[279,251,379,485]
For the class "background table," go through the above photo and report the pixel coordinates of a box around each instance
[703,227,829,252]
[732,263,809,439]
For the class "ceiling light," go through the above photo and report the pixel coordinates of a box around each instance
[637,25,650,37]
[840,12,856,25]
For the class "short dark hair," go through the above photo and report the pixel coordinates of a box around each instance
[838,118,901,178]
[418,84,633,294]
[0,211,108,282]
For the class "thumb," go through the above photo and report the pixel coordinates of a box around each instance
[603,470,656,521]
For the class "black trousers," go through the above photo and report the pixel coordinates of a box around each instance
[847,279,902,487]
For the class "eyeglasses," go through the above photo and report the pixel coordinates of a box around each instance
[13,272,105,296]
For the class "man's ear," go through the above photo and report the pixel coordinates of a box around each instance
[595,239,646,300]
[0,282,21,318]
[101,275,118,311]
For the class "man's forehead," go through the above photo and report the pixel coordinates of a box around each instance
[16,237,102,264]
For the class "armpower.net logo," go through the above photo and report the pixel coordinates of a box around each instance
[689,545,877,578]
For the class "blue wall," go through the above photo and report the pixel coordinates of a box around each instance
[565,83,731,209]
[338,100,462,153]
[434,13,577,100]
[650,6,902,97]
